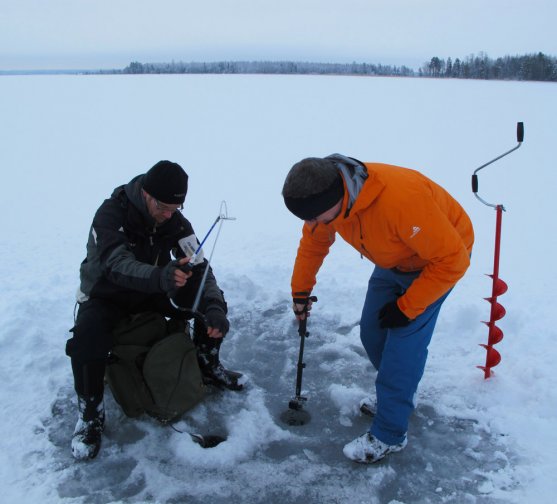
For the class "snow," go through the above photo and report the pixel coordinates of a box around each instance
[0,73,556,503]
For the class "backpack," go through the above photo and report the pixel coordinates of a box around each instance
[105,312,205,424]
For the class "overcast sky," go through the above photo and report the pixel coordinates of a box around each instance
[1,0,556,70]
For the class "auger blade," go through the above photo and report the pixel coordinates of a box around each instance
[480,344,502,368]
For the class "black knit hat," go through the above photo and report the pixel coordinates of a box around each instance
[283,173,344,220]
[143,160,188,204]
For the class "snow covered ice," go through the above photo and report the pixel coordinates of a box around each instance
[0,73,556,503]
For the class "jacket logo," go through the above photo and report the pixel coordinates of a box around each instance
[410,226,421,238]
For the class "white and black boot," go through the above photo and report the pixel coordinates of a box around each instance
[71,395,105,460]
[70,358,106,460]
[198,346,245,391]
[343,432,407,464]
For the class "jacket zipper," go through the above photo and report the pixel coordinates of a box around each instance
[150,225,160,265]
[356,213,372,261]
[356,214,365,259]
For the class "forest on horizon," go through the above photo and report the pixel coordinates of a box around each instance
[112,52,557,82]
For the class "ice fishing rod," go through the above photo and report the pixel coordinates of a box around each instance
[178,213,226,273]
[191,201,235,312]
[170,200,235,314]
[167,202,235,447]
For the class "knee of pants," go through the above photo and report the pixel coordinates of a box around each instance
[359,324,385,370]
[66,330,113,364]
[66,300,121,363]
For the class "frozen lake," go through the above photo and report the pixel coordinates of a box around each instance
[0,73,555,503]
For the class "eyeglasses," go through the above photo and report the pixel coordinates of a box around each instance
[152,197,183,214]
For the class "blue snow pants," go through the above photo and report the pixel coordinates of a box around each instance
[359,266,451,445]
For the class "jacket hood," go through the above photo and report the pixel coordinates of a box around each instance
[325,154,368,212]
[113,174,158,229]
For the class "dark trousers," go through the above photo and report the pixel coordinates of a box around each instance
[66,295,219,400]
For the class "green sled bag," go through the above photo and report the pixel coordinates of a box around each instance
[106,312,205,424]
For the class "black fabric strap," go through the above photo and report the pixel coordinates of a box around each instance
[284,174,344,220]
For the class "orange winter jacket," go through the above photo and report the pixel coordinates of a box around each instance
[291,162,474,319]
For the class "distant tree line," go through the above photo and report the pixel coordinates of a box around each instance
[120,60,415,77]
[420,52,557,81]
[111,53,557,82]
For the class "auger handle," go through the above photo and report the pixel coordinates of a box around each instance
[294,296,317,398]
[471,121,524,207]
[517,122,524,143]
[297,295,317,337]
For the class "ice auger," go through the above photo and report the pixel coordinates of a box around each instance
[472,122,524,378]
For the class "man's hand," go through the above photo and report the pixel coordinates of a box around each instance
[378,300,411,329]
[160,257,192,293]
[204,305,230,339]
[292,295,317,321]
[173,257,192,288]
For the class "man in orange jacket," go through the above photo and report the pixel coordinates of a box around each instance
[282,154,474,463]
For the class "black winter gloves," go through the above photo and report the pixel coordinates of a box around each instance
[292,294,318,317]
[204,305,230,337]
[159,260,180,294]
[378,300,411,329]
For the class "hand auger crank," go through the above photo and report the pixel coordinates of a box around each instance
[472,122,524,379]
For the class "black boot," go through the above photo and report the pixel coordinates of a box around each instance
[70,359,106,460]
[198,346,245,391]
[71,394,105,460]
[192,317,245,391]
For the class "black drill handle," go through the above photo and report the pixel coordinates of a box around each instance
[294,326,307,398]
[293,295,317,397]
[472,174,479,193]
[297,296,317,337]
[517,122,524,143]
[298,317,308,337]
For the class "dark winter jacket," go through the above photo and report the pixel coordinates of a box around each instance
[78,174,226,314]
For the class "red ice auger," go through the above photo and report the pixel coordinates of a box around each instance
[471,122,524,378]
